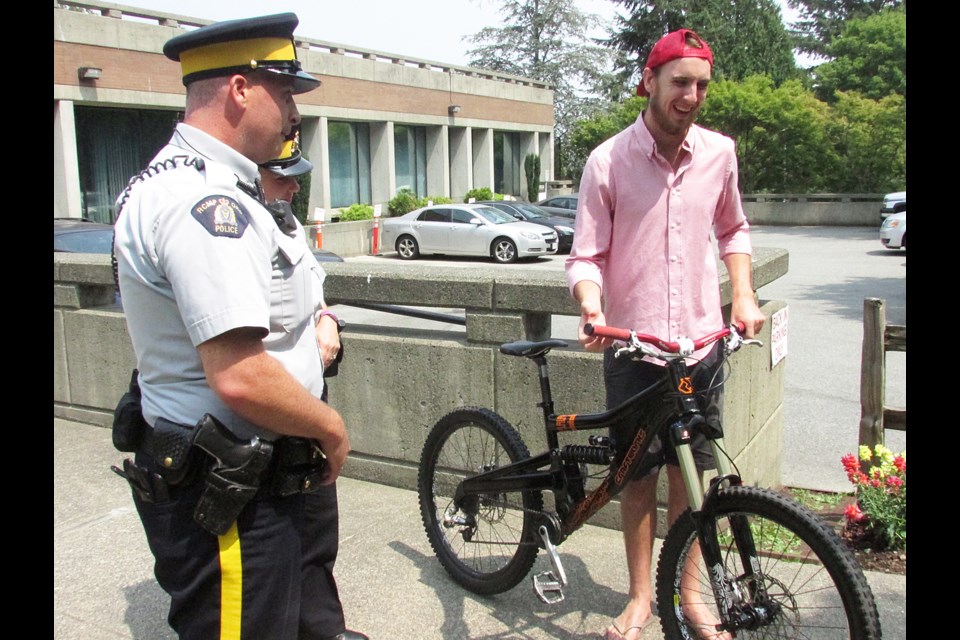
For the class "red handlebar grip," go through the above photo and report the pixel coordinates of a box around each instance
[733,321,745,334]
[584,323,632,341]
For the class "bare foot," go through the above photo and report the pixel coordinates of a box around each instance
[605,599,654,640]
[681,602,732,640]
[604,617,655,640]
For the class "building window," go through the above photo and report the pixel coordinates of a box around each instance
[75,106,181,224]
[494,131,521,198]
[328,121,371,208]
[394,124,426,197]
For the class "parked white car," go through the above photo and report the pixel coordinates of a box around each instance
[880,190,906,221]
[381,203,558,263]
[879,211,906,250]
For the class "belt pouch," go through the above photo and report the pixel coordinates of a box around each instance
[149,417,200,486]
[112,369,147,452]
[270,438,326,497]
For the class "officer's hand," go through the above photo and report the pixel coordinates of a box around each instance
[319,412,351,485]
[316,316,341,369]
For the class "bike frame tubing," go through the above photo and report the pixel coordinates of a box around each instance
[456,346,733,543]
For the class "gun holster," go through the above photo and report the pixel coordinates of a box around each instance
[191,414,275,536]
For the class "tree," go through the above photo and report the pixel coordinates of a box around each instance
[567,75,904,193]
[604,0,798,89]
[785,0,903,58]
[698,76,839,192]
[811,8,906,102]
[465,0,616,178]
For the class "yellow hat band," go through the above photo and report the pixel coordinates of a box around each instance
[277,138,296,162]
[179,36,296,78]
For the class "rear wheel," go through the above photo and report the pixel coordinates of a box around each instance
[396,235,420,259]
[492,238,518,263]
[656,486,881,640]
[418,408,542,595]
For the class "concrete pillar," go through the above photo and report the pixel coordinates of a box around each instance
[472,128,494,192]
[370,121,395,206]
[425,125,449,198]
[449,126,472,202]
[302,116,330,212]
[54,100,83,219]
[538,132,554,184]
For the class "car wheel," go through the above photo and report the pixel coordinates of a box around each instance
[492,238,518,264]
[900,233,906,250]
[396,235,420,260]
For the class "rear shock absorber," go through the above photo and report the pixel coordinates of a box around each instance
[560,444,614,465]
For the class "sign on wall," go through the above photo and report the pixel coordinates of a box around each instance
[770,306,788,368]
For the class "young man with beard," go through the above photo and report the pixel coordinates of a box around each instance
[565,29,766,640]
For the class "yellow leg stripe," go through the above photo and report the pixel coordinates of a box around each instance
[218,522,242,640]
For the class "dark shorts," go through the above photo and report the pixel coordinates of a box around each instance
[604,343,725,479]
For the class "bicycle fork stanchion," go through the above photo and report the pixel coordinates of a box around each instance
[532,524,567,604]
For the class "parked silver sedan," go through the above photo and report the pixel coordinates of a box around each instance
[381,203,558,263]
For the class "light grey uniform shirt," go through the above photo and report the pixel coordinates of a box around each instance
[114,123,328,440]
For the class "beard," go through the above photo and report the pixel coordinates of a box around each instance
[646,93,701,138]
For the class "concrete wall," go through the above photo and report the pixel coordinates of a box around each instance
[54,248,788,533]
[742,194,882,226]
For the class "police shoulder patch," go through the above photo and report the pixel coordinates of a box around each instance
[191,195,250,238]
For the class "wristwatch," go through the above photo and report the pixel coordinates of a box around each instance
[319,309,346,331]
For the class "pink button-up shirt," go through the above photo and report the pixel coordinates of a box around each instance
[565,114,752,361]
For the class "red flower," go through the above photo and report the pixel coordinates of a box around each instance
[841,454,860,474]
[893,456,906,473]
[844,503,865,522]
[886,475,903,489]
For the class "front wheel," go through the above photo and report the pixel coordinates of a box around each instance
[491,237,518,263]
[417,408,543,595]
[396,235,420,259]
[655,486,881,640]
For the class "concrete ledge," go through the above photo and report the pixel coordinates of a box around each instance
[54,250,788,531]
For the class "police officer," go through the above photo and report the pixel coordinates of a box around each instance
[258,126,344,386]
[113,13,367,640]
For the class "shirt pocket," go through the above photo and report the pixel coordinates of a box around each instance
[270,236,311,333]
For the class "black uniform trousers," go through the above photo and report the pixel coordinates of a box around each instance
[132,451,346,640]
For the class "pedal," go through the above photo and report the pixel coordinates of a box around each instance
[533,570,565,604]
[532,524,568,605]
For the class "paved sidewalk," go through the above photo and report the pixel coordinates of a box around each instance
[54,418,906,639]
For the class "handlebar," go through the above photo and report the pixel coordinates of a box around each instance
[584,322,749,357]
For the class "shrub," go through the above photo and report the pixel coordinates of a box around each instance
[841,444,906,551]
[388,188,419,216]
[464,187,503,202]
[524,153,541,202]
[338,204,374,222]
[417,195,453,207]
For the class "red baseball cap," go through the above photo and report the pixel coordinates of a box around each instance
[636,29,714,97]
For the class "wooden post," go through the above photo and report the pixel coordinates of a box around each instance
[858,298,885,453]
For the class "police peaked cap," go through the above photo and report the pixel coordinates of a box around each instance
[163,12,320,94]
[262,127,313,178]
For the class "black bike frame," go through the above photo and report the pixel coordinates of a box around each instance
[455,349,716,542]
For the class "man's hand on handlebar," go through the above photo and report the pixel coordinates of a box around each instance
[731,294,766,339]
[578,300,614,353]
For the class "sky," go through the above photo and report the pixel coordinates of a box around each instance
[115,0,806,69]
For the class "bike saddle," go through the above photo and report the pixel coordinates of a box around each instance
[499,339,569,358]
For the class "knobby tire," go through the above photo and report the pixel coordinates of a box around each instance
[655,486,881,640]
[418,408,543,595]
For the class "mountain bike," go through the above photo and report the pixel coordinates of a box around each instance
[417,323,881,639]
